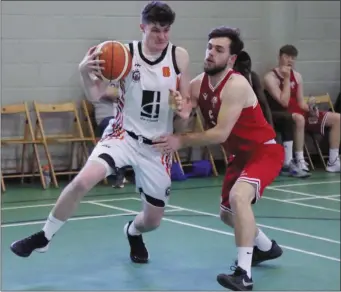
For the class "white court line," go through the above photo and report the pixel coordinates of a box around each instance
[268,186,340,200]
[271,180,340,188]
[1,212,130,228]
[267,187,341,207]
[1,197,137,211]
[1,209,181,228]
[285,194,341,202]
[263,196,340,213]
[145,199,339,245]
[88,201,340,262]
[3,196,339,239]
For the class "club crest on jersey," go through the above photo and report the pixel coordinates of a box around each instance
[212,96,218,107]
[132,69,140,82]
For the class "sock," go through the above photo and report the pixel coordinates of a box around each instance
[329,148,339,163]
[283,141,293,165]
[237,247,253,278]
[254,229,272,252]
[128,220,141,236]
[42,213,65,240]
[295,151,304,161]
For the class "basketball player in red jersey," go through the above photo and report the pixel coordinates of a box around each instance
[153,27,284,291]
[264,45,340,173]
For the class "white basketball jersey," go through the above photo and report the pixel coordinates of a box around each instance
[120,41,179,140]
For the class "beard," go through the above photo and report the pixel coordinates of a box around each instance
[204,62,228,76]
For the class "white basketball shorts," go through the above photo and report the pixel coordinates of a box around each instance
[88,131,172,206]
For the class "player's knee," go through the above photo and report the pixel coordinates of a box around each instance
[143,207,164,229]
[292,113,305,129]
[229,182,255,209]
[330,113,340,128]
[220,209,234,227]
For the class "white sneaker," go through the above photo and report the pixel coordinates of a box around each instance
[297,159,310,172]
[326,157,340,172]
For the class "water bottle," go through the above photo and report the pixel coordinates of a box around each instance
[307,95,319,124]
[42,165,51,188]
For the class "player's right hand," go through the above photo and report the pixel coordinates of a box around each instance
[279,66,291,79]
[78,46,105,77]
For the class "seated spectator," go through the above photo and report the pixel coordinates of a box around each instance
[264,45,340,173]
[234,51,308,178]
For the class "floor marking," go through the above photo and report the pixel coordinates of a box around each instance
[263,196,340,213]
[151,200,340,245]
[88,201,340,262]
[271,180,340,188]
[1,212,130,228]
[285,194,341,202]
[268,186,341,202]
[1,197,137,211]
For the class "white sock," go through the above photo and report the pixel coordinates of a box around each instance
[128,220,141,236]
[254,229,272,252]
[42,213,65,240]
[283,141,293,165]
[295,151,304,161]
[329,148,339,163]
[237,247,253,278]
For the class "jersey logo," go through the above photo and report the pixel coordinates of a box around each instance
[140,90,161,122]
[212,96,218,107]
[208,110,216,125]
[162,66,171,77]
[132,69,140,82]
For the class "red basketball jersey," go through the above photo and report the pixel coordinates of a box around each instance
[272,69,303,114]
[198,69,276,155]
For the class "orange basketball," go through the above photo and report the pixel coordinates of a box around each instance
[94,41,132,82]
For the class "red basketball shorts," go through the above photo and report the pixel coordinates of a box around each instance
[304,110,329,135]
[220,143,284,213]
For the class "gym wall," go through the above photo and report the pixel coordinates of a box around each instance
[1,1,340,168]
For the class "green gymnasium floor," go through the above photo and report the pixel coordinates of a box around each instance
[1,171,340,291]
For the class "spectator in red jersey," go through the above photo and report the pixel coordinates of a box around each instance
[264,45,340,173]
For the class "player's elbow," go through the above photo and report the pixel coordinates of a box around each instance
[214,129,228,144]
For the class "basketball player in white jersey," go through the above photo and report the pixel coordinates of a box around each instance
[10,1,192,265]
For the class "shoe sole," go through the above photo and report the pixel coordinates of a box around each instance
[217,275,252,291]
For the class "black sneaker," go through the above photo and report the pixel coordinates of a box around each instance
[235,240,283,266]
[217,266,253,291]
[124,221,149,264]
[10,230,49,258]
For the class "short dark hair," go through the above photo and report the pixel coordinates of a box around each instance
[208,26,244,55]
[141,1,176,26]
[279,45,298,57]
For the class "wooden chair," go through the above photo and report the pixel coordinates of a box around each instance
[304,93,335,169]
[81,100,99,143]
[1,172,5,193]
[80,100,108,184]
[33,101,94,188]
[1,102,46,190]
[175,108,218,176]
